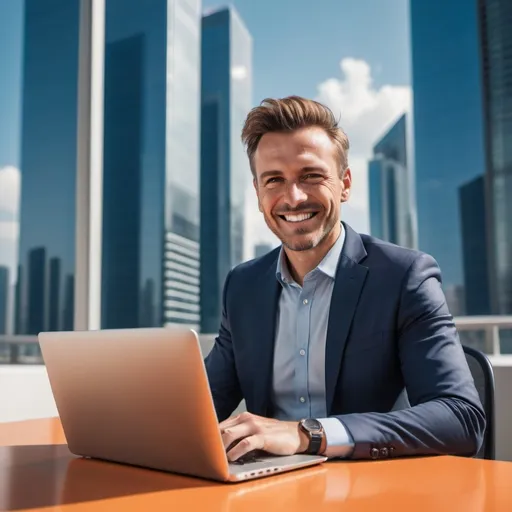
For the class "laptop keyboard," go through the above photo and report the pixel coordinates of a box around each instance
[230,450,263,465]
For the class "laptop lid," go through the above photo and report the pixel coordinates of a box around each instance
[38,327,231,481]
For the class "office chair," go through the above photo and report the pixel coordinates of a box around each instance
[463,344,496,460]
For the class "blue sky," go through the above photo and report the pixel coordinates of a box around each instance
[203,0,410,101]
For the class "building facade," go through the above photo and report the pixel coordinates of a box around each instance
[459,175,491,315]
[11,0,201,335]
[200,7,252,333]
[16,0,81,335]
[368,114,417,248]
[101,0,201,330]
[411,0,512,322]
[410,0,487,314]
[479,0,512,316]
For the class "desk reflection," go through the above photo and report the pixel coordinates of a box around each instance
[1,442,509,512]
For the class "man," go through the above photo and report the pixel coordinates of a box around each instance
[204,96,485,462]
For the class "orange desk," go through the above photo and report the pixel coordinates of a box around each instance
[1,417,511,511]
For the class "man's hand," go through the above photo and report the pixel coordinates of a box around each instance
[219,412,309,461]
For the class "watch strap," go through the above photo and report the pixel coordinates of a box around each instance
[306,430,323,455]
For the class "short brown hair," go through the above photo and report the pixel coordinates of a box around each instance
[241,96,349,177]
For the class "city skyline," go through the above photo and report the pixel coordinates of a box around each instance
[0,0,412,270]
[0,0,510,336]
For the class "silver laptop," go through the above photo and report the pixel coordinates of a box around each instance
[38,327,326,482]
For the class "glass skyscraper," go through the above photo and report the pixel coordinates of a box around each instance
[368,114,417,249]
[9,0,201,336]
[410,0,487,314]
[16,0,81,335]
[459,175,490,315]
[200,7,252,334]
[479,0,512,316]
[101,0,201,330]
[411,0,512,320]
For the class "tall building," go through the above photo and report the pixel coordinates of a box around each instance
[16,0,81,334]
[200,7,252,333]
[459,176,490,315]
[26,247,47,334]
[411,0,512,320]
[479,0,512,315]
[101,0,201,330]
[368,113,417,248]
[410,0,487,314]
[48,257,61,331]
[13,0,201,333]
[0,267,8,334]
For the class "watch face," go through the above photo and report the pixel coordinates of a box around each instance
[302,418,322,432]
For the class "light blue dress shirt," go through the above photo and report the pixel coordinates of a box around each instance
[272,226,354,458]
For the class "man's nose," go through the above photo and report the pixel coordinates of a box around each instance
[285,182,308,208]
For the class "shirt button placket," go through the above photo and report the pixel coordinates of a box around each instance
[297,284,312,415]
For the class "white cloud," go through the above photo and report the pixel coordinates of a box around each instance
[315,58,411,233]
[0,166,21,282]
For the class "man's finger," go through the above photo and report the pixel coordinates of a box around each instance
[227,434,265,461]
[219,412,250,431]
[221,421,254,450]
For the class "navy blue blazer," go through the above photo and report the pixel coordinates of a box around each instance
[204,223,486,459]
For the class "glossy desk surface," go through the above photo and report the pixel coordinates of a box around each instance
[1,418,511,511]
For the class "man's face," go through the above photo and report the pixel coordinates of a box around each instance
[253,127,351,252]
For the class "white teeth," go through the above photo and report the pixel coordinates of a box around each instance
[283,213,314,222]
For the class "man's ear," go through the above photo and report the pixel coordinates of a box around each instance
[340,167,352,203]
[253,178,263,212]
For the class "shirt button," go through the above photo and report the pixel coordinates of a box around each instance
[303,299,308,305]
[299,349,306,356]
[299,397,306,403]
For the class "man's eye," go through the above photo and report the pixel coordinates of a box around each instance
[266,177,282,185]
[304,174,323,181]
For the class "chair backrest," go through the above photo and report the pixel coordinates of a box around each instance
[462,345,495,460]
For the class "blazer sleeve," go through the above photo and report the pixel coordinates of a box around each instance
[204,269,243,422]
[334,253,486,459]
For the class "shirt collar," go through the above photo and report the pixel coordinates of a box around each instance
[276,224,346,285]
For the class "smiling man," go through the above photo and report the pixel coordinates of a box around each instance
[204,96,485,462]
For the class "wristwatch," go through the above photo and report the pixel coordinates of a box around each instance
[298,418,325,455]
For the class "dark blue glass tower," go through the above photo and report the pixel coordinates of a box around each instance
[16,0,80,334]
[459,175,490,315]
[102,0,201,330]
[410,0,486,314]
[479,0,512,316]
[200,7,252,333]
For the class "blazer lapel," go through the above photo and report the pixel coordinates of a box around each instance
[325,223,369,414]
[249,252,281,417]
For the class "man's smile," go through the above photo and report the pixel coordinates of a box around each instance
[277,211,319,223]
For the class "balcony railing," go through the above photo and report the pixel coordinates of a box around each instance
[1,316,512,364]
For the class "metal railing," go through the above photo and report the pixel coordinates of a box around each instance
[454,316,512,356]
[1,316,512,364]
